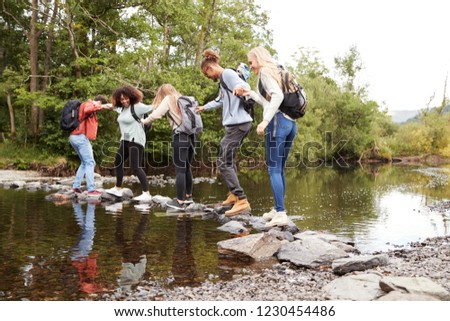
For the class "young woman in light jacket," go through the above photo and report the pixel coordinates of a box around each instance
[141,84,195,210]
[237,46,297,227]
[105,86,153,202]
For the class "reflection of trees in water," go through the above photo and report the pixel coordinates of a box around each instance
[171,217,200,287]
[282,167,380,234]
[115,214,150,290]
[281,165,450,238]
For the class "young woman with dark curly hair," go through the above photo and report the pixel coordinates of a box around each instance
[105,86,153,202]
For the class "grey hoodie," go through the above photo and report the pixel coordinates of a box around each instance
[203,68,252,126]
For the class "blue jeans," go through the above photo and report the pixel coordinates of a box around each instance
[70,202,96,260]
[266,113,297,212]
[70,134,96,192]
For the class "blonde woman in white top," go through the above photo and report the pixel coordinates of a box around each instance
[236,46,297,227]
[142,84,195,210]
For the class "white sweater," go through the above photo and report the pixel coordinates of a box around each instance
[248,71,285,123]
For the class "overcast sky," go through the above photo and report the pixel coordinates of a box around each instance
[255,0,450,111]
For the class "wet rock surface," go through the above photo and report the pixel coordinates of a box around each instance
[1,170,449,301]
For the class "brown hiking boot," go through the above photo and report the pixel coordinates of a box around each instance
[222,192,238,206]
[225,198,251,217]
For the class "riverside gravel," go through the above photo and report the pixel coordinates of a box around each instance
[100,236,450,301]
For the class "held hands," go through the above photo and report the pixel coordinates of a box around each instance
[233,86,251,97]
[101,103,114,110]
[141,117,150,125]
[195,106,205,113]
[256,120,269,136]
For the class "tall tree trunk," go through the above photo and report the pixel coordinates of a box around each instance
[438,73,448,114]
[194,0,216,66]
[65,3,82,79]
[6,92,16,140]
[90,28,96,75]
[40,0,59,128]
[30,0,39,136]
[43,0,59,90]
[162,22,170,67]
[195,27,205,67]
[0,45,5,76]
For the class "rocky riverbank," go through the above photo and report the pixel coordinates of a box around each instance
[97,235,449,301]
[1,170,449,301]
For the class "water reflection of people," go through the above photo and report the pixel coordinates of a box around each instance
[116,214,150,291]
[70,201,104,293]
[171,216,199,286]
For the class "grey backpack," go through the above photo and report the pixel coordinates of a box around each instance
[170,96,203,135]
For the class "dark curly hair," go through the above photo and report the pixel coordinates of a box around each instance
[111,86,144,107]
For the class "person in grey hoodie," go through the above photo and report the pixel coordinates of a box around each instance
[196,49,252,216]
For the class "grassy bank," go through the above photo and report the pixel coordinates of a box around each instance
[0,143,72,175]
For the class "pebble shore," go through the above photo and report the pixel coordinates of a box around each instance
[100,236,450,301]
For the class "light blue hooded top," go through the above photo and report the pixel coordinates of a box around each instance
[203,69,252,126]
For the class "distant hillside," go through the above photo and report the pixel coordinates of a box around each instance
[389,110,420,123]
[390,105,450,123]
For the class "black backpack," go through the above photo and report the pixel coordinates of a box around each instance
[60,99,83,131]
[219,63,256,121]
[258,65,307,119]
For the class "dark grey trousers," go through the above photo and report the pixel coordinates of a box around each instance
[218,122,252,199]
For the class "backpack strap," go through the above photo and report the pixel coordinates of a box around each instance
[167,98,183,131]
[280,70,290,93]
[130,104,148,129]
[219,73,232,94]
[220,72,248,110]
[167,110,181,129]
[130,104,141,124]
[219,73,232,93]
[258,78,270,101]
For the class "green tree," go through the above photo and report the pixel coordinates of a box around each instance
[0,0,272,170]
[334,44,366,97]
[290,46,387,164]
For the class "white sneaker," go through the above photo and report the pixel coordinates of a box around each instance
[106,186,123,198]
[265,211,288,228]
[262,208,277,221]
[133,192,152,202]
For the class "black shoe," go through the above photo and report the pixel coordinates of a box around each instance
[166,198,186,211]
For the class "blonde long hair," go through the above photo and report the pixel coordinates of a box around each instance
[152,84,181,114]
[247,46,281,86]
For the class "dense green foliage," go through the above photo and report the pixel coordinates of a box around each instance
[1,1,449,172]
